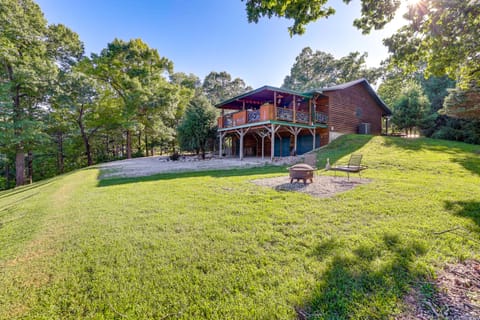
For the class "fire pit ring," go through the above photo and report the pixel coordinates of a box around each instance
[288,163,315,184]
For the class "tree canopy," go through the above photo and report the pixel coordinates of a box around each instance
[177,96,217,159]
[282,47,380,91]
[243,0,401,36]
[202,71,252,105]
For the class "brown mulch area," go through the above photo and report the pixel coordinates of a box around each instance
[251,175,371,198]
[398,260,480,319]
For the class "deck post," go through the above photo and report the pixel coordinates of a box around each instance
[218,131,226,157]
[271,123,275,161]
[312,128,316,150]
[256,130,269,161]
[293,95,296,123]
[286,126,302,155]
[234,128,250,161]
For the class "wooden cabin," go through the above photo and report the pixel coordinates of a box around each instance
[216,78,392,160]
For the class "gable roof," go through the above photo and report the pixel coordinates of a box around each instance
[305,78,392,116]
[216,79,392,116]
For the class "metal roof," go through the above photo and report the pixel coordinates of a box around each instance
[216,79,392,116]
[215,85,314,110]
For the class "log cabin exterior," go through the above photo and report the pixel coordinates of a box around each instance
[216,78,391,160]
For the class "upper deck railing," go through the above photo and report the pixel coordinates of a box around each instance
[218,104,328,129]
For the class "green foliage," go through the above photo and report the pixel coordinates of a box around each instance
[391,82,430,132]
[282,47,381,91]
[0,135,479,318]
[202,71,252,105]
[384,1,480,87]
[177,96,217,158]
[441,83,480,120]
[243,0,401,36]
[0,0,84,186]
[85,38,174,158]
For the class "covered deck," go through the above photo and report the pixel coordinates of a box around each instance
[216,86,329,160]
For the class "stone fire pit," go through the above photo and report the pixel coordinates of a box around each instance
[288,163,315,184]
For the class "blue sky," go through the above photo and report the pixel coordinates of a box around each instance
[36,0,408,88]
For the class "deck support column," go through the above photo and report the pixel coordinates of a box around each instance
[266,124,281,160]
[270,124,275,161]
[286,126,302,155]
[218,131,227,157]
[256,130,269,161]
[234,127,250,161]
[308,127,316,151]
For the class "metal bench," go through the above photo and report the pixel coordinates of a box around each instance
[330,154,367,180]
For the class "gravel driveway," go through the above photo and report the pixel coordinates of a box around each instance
[99,156,293,179]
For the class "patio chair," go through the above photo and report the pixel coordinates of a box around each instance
[303,153,317,169]
[330,154,367,180]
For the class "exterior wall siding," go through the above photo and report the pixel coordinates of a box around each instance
[321,83,384,135]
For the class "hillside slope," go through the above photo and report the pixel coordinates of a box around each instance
[1,135,479,319]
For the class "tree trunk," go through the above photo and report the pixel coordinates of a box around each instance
[144,132,149,157]
[5,161,10,189]
[12,79,25,187]
[15,151,25,187]
[57,132,64,174]
[138,131,142,154]
[27,151,33,184]
[78,118,93,166]
[126,130,132,159]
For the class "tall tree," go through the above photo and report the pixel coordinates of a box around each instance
[202,71,252,105]
[441,84,480,121]
[85,38,173,158]
[391,82,430,134]
[282,48,381,91]
[177,96,217,159]
[0,0,83,186]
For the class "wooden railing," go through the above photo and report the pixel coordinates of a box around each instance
[219,107,328,128]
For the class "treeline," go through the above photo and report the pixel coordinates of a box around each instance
[0,0,250,188]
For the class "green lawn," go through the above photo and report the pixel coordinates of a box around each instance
[1,135,479,319]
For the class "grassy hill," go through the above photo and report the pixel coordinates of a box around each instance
[1,135,479,319]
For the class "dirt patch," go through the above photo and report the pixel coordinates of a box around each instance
[251,175,371,198]
[398,260,480,319]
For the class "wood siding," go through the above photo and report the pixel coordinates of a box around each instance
[320,83,384,135]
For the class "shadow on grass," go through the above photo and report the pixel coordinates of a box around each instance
[97,165,287,188]
[315,134,373,167]
[445,200,480,228]
[382,136,480,156]
[451,155,480,176]
[0,179,53,200]
[300,233,428,318]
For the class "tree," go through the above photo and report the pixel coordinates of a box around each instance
[282,47,381,91]
[384,1,480,88]
[391,82,430,134]
[85,38,173,159]
[441,84,480,120]
[0,0,83,186]
[243,0,401,36]
[177,96,217,159]
[202,71,252,105]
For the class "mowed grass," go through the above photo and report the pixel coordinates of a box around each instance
[0,135,479,319]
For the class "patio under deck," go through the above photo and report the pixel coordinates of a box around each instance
[218,120,328,161]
